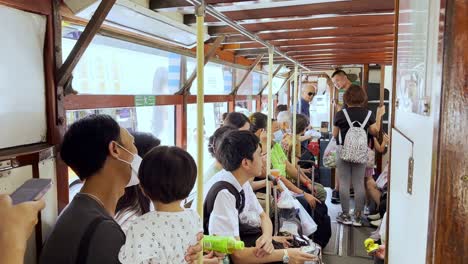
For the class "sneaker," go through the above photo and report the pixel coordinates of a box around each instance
[370,219,382,227]
[353,213,363,227]
[331,190,340,204]
[336,212,352,225]
[368,213,382,221]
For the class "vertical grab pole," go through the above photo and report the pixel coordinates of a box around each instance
[195,3,205,262]
[291,64,299,167]
[265,47,274,217]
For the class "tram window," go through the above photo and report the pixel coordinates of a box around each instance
[235,100,253,115]
[186,58,233,94]
[236,70,262,95]
[186,102,227,170]
[261,76,285,95]
[62,29,181,95]
[278,85,289,105]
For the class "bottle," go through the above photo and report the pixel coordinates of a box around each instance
[203,235,244,254]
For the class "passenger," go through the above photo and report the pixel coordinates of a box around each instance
[330,70,357,205]
[222,112,229,123]
[115,132,161,232]
[275,104,288,118]
[0,194,45,264]
[119,146,206,263]
[298,83,317,118]
[249,112,321,209]
[40,115,201,264]
[224,112,251,130]
[333,86,385,227]
[204,130,318,263]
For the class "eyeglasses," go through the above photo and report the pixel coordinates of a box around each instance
[308,92,316,96]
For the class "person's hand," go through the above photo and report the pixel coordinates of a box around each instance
[300,168,312,175]
[0,194,45,253]
[185,233,203,263]
[287,248,319,264]
[201,251,224,264]
[254,234,274,258]
[273,236,293,248]
[377,105,386,118]
[375,245,386,260]
[383,133,390,144]
[260,129,268,144]
[304,193,321,209]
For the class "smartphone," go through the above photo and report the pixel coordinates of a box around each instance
[10,179,52,205]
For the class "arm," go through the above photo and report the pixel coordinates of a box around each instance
[373,137,386,153]
[333,126,340,138]
[0,195,45,264]
[231,246,318,263]
[250,180,267,191]
[285,161,311,188]
[370,105,386,136]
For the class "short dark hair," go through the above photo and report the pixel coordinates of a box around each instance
[216,130,260,172]
[249,112,268,133]
[343,84,368,106]
[293,114,309,135]
[208,125,236,158]
[132,132,161,158]
[222,112,229,121]
[224,112,250,129]
[116,132,161,217]
[139,146,197,204]
[276,104,288,113]
[61,114,120,181]
[332,69,348,78]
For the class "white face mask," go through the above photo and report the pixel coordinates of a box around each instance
[273,130,284,143]
[115,143,141,187]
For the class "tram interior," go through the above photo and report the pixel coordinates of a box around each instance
[0,0,466,264]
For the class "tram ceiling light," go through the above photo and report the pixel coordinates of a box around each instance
[63,0,210,48]
[185,0,311,72]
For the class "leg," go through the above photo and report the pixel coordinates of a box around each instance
[336,155,351,214]
[351,163,367,215]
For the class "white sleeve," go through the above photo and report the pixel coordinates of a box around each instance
[245,183,264,215]
[208,190,240,237]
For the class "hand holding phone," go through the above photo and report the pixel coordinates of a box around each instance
[10,179,52,205]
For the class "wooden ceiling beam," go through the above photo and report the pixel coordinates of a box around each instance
[185,0,394,24]
[239,47,394,57]
[209,14,394,35]
[223,25,394,43]
[150,0,250,10]
[222,35,394,50]
[232,42,395,54]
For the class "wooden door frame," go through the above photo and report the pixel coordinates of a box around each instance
[426,0,467,262]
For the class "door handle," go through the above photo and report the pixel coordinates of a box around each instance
[407,157,414,195]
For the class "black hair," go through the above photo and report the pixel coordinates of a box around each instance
[332,69,348,78]
[224,112,250,129]
[139,146,197,204]
[208,125,236,158]
[222,112,229,121]
[293,114,310,135]
[216,130,260,172]
[115,132,161,217]
[276,104,288,113]
[61,114,120,181]
[249,112,268,133]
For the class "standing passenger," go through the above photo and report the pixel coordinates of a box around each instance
[224,112,251,131]
[333,86,384,227]
[298,83,317,119]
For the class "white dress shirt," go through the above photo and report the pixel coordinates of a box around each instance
[203,170,263,237]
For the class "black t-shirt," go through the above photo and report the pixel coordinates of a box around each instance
[334,107,376,145]
[40,194,125,264]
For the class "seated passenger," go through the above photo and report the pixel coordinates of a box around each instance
[119,146,202,264]
[40,115,201,264]
[249,112,320,208]
[204,130,317,263]
[224,112,251,131]
[115,132,161,232]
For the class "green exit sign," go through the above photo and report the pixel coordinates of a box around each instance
[134,95,156,107]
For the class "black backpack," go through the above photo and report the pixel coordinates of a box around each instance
[310,202,331,249]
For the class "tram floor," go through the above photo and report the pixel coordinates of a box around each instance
[321,188,376,264]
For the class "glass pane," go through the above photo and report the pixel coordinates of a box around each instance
[262,76,286,95]
[235,99,253,116]
[62,28,182,95]
[236,70,262,95]
[186,102,227,188]
[66,106,175,145]
[187,58,233,95]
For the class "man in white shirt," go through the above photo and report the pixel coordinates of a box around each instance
[203,130,317,263]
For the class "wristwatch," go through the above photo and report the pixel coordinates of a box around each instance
[283,249,289,263]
